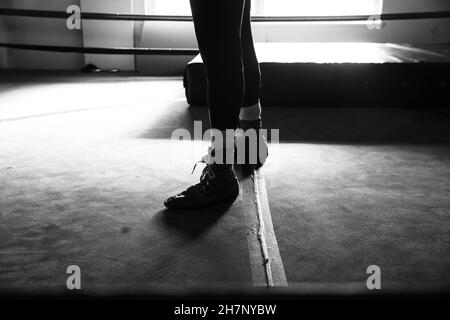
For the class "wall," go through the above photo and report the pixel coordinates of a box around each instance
[380,0,450,45]
[79,0,135,71]
[0,16,7,69]
[0,0,449,73]
[136,21,197,75]
[0,0,84,70]
[384,0,450,13]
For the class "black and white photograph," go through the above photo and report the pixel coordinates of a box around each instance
[0,0,449,317]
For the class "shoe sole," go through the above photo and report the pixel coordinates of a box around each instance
[164,182,240,210]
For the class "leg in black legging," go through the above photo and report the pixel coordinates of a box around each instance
[189,0,245,131]
[164,0,261,209]
[238,1,266,169]
[241,0,261,108]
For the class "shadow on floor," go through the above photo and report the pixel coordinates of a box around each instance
[139,104,450,145]
[263,107,450,145]
[154,200,235,240]
[139,103,209,141]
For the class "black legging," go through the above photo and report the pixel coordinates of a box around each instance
[190,0,261,131]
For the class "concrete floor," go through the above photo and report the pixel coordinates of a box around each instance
[0,71,449,294]
[0,73,253,293]
[261,107,450,291]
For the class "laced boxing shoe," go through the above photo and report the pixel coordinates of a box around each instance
[164,121,268,209]
[164,160,240,209]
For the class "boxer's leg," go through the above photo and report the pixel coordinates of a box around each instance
[237,0,268,169]
[165,0,245,209]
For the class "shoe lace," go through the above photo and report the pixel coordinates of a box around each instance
[187,160,216,194]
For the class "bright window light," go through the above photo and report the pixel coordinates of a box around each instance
[149,0,190,16]
[146,0,383,17]
[259,0,382,16]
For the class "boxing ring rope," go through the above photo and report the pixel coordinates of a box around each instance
[0,8,449,55]
[1,8,450,22]
[0,43,199,56]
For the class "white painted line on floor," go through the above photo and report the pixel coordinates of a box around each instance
[253,169,288,287]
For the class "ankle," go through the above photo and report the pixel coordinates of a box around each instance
[211,163,233,172]
[208,131,235,165]
[240,102,262,121]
